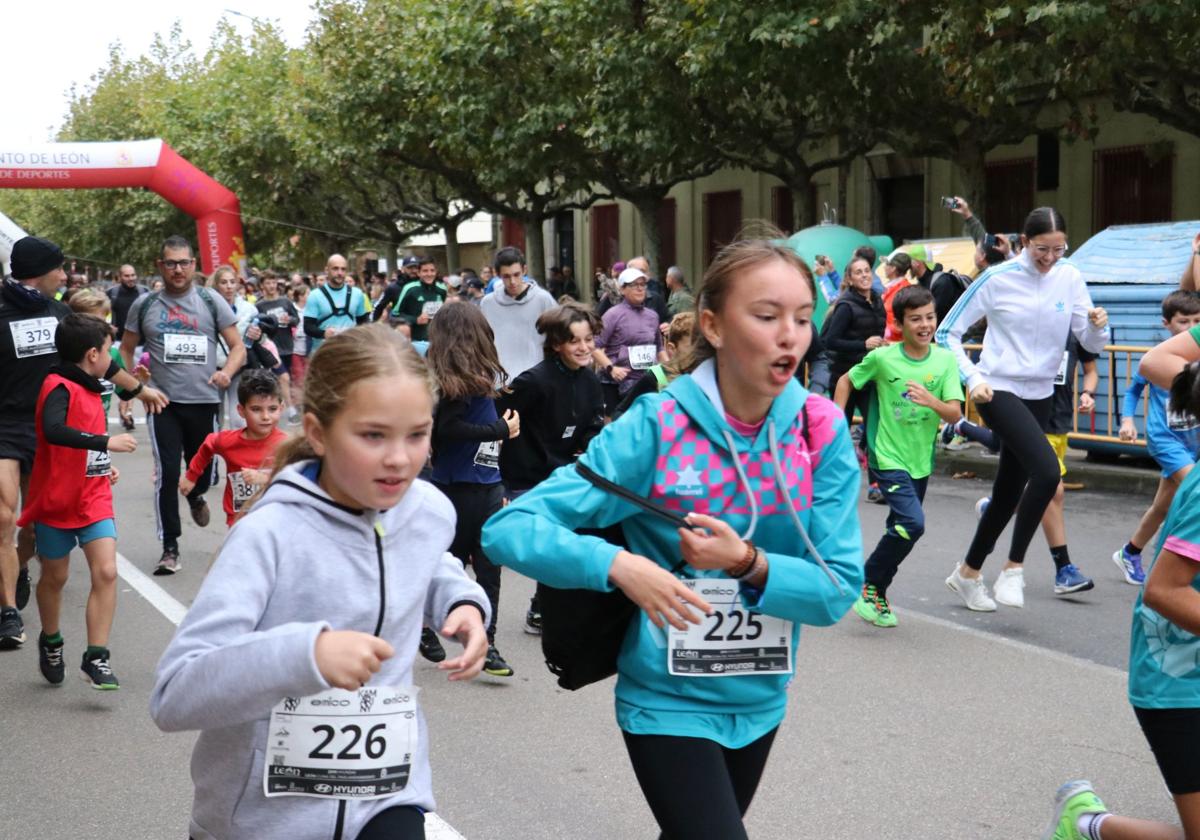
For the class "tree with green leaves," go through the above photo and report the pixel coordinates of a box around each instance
[659,2,889,231]
[891,0,1101,211]
[312,0,606,281]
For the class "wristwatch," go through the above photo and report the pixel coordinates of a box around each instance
[604,363,614,376]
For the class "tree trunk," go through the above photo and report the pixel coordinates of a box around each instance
[953,138,987,222]
[385,241,399,276]
[837,160,850,226]
[630,193,666,280]
[443,220,461,274]
[523,217,546,283]
[790,177,816,231]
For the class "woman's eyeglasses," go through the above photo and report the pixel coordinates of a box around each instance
[1030,244,1068,258]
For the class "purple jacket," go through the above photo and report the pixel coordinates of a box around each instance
[597,301,663,393]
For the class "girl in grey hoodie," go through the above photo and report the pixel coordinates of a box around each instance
[151,325,491,840]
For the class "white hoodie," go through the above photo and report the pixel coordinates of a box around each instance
[150,461,489,840]
[935,249,1109,399]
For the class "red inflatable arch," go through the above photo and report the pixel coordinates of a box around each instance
[0,140,245,275]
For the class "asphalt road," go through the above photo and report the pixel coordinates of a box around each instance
[0,416,1181,839]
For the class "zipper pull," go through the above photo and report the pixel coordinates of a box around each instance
[374,520,386,539]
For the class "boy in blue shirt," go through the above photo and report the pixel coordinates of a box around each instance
[1114,290,1200,585]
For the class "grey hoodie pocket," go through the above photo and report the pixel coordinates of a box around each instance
[229,747,264,831]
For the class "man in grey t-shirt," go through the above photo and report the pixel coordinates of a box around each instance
[120,235,245,575]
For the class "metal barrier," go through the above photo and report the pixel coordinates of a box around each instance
[959,342,1150,449]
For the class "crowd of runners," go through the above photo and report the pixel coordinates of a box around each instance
[4,204,1200,839]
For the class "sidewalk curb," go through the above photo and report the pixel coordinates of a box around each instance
[938,448,1163,496]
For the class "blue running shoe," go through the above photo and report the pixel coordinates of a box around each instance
[1112,547,1145,585]
[1054,564,1095,595]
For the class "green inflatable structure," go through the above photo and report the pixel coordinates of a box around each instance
[778,224,894,329]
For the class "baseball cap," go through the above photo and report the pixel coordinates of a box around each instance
[618,267,648,287]
[465,277,485,291]
[904,244,933,265]
[402,256,420,267]
[445,274,462,289]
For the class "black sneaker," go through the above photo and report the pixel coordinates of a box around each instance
[418,627,446,663]
[80,649,120,690]
[39,633,64,685]
[523,607,542,636]
[15,565,30,610]
[153,547,181,576]
[189,498,211,528]
[483,644,514,677]
[121,414,135,431]
[0,607,25,649]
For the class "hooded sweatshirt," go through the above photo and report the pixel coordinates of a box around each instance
[479,282,557,378]
[497,356,606,492]
[936,249,1109,399]
[482,360,863,748]
[0,278,71,421]
[149,461,490,840]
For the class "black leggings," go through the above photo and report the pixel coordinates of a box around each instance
[622,728,778,840]
[356,805,425,839]
[965,391,1058,570]
[434,481,504,638]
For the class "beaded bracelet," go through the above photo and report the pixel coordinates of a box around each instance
[728,540,756,578]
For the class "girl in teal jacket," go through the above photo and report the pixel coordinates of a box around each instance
[482,237,863,839]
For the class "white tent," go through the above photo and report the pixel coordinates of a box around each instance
[0,209,29,277]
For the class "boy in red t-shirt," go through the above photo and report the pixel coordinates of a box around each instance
[180,370,288,528]
[19,314,139,690]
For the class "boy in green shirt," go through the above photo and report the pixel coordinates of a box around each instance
[835,285,964,627]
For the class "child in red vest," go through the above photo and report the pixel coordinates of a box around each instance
[19,314,139,690]
[179,370,288,529]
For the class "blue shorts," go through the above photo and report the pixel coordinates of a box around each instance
[34,519,117,559]
[1148,436,1199,479]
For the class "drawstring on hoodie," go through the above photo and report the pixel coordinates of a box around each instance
[718,422,846,594]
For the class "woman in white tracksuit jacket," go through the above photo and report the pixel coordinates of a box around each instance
[935,207,1109,612]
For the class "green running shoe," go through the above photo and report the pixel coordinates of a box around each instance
[853,585,880,624]
[873,591,898,628]
[1042,780,1107,840]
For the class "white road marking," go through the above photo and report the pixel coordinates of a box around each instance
[115,551,468,837]
[115,552,187,626]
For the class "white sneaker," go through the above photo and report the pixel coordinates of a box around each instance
[993,567,1026,608]
[945,566,997,612]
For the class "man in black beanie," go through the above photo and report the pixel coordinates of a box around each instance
[0,236,167,651]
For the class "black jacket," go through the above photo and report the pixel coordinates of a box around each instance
[821,289,886,371]
[496,357,605,492]
[0,280,71,420]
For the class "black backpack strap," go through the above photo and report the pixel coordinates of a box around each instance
[317,284,351,322]
[802,396,811,451]
[134,290,162,339]
[575,462,689,529]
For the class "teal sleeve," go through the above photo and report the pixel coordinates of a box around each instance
[481,397,663,591]
[846,350,876,390]
[744,417,863,625]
